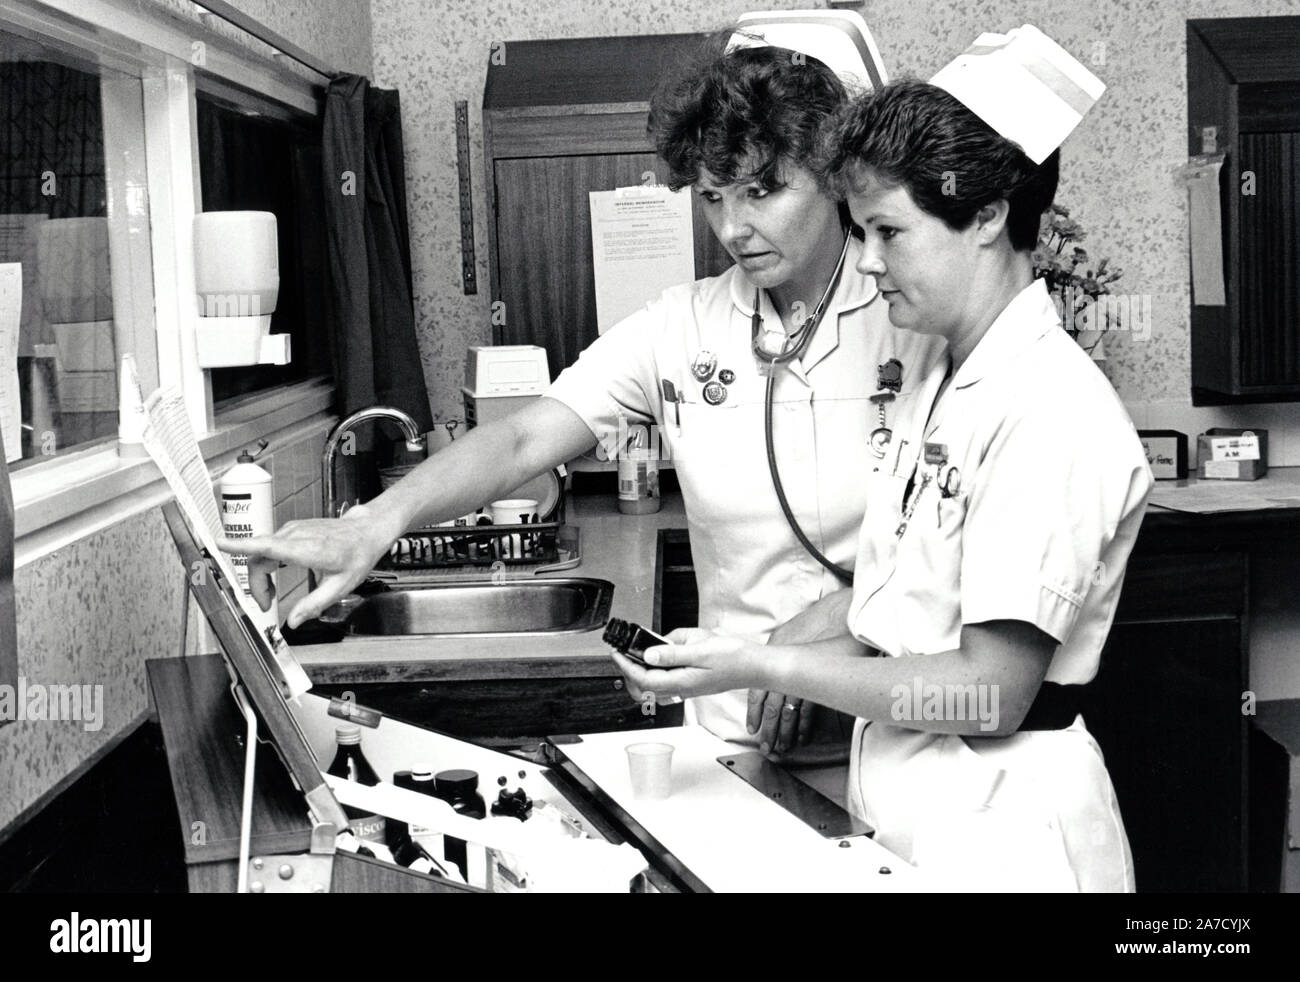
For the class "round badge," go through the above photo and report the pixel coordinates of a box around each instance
[719,368,736,385]
[691,350,717,383]
[703,381,728,406]
[869,427,892,458]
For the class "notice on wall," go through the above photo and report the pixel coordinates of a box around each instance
[0,264,21,463]
[590,185,696,334]
[1185,154,1226,307]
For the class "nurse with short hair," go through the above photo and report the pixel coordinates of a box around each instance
[230,12,944,756]
[619,26,1154,891]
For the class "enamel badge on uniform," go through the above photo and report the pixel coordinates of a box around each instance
[719,368,736,385]
[703,380,727,405]
[691,350,717,383]
[877,358,903,393]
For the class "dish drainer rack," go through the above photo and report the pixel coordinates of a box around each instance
[374,499,576,573]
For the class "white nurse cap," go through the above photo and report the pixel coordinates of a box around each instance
[929,24,1106,164]
[726,9,889,93]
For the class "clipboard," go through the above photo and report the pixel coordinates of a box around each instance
[159,499,348,834]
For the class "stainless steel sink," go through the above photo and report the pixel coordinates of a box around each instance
[321,577,614,637]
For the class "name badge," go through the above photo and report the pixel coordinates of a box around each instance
[924,442,948,466]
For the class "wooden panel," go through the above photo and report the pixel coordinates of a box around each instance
[654,528,699,636]
[1112,550,1246,623]
[1084,618,1248,892]
[493,154,731,378]
[1188,17,1300,84]
[147,655,316,865]
[485,109,655,158]
[189,851,478,893]
[311,676,665,742]
[1238,132,1300,389]
[1239,81,1300,131]
[306,654,627,686]
[483,34,706,109]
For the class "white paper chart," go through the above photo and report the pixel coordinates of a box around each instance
[589,184,695,334]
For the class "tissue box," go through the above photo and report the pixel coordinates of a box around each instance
[1138,430,1188,480]
[1197,428,1268,481]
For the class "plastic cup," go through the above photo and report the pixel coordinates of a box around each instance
[625,742,674,800]
[490,498,539,525]
[490,498,539,558]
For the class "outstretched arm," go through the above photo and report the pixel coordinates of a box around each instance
[220,396,596,627]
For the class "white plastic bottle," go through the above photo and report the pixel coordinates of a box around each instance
[220,443,277,631]
[617,424,660,515]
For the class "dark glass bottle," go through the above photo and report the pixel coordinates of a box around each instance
[389,763,445,876]
[325,724,386,844]
[434,769,486,881]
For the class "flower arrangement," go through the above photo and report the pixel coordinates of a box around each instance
[1033,203,1123,355]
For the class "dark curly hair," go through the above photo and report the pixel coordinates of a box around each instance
[648,30,849,192]
[814,78,1059,251]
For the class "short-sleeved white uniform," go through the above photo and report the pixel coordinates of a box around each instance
[846,280,1153,891]
[546,237,947,742]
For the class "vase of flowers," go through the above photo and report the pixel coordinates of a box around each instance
[1033,203,1123,360]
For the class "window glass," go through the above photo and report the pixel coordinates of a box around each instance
[196,92,331,405]
[0,30,152,470]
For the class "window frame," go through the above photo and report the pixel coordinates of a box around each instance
[2,0,333,567]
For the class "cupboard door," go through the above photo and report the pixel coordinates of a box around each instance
[1084,618,1248,892]
[493,154,732,378]
[1238,132,1300,389]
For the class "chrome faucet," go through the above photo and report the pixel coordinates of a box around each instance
[321,406,426,519]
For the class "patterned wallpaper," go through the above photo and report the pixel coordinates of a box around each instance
[371,0,1300,422]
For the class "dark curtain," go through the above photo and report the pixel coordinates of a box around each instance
[321,75,433,450]
[0,61,106,218]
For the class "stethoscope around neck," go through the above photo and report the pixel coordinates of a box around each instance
[749,227,854,368]
[753,227,856,584]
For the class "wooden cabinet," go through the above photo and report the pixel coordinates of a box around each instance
[482,34,733,380]
[1187,17,1300,404]
[1083,546,1250,892]
[652,511,1300,892]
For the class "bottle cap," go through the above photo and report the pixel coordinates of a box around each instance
[335,724,361,745]
[434,769,480,796]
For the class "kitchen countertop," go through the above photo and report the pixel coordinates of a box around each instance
[295,468,1300,686]
[294,492,689,684]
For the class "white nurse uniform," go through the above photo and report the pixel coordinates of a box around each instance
[845,279,1153,891]
[546,237,947,743]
